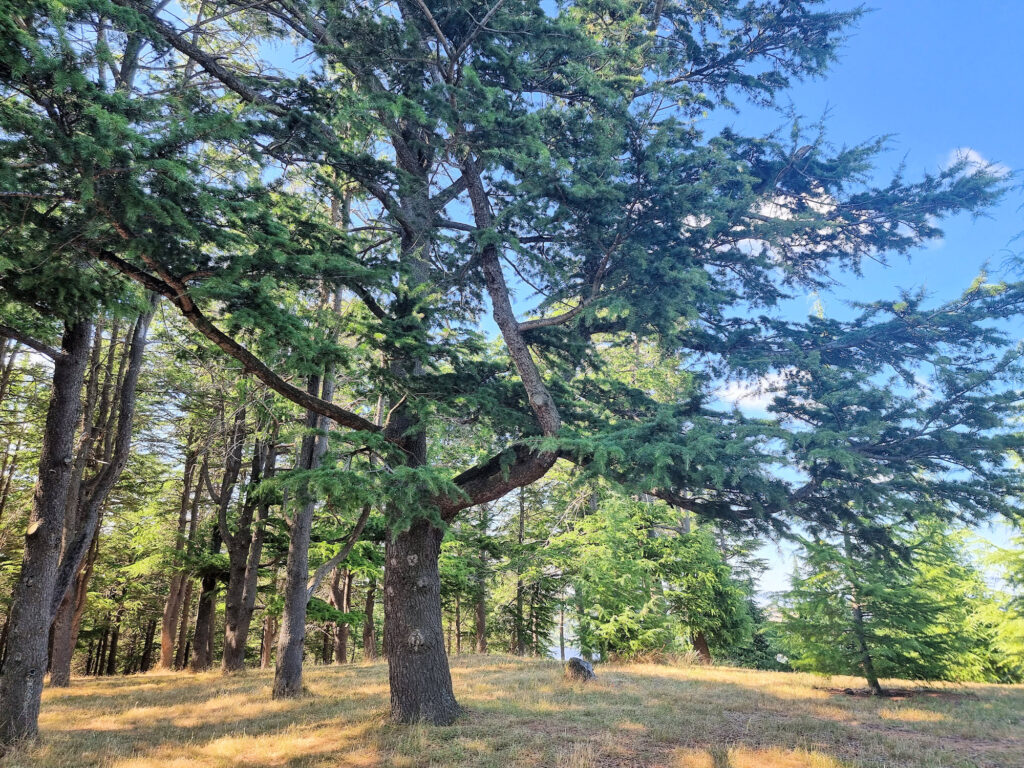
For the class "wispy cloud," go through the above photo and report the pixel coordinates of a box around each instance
[943,147,1011,178]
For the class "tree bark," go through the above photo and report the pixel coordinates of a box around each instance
[273,374,333,698]
[330,568,352,664]
[384,518,458,724]
[843,529,883,695]
[260,613,276,669]
[0,320,91,747]
[190,527,221,672]
[49,304,155,685]
[363,578,377,660]
[222,437,274,672]
[475,588,487,654]
[174,581,194,670]
[159,444,198,669]
[692,631,712,664]
[139,619,157,672]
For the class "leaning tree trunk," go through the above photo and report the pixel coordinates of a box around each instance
[48,304,154,686]
[272,375,333,698]
[0,320,91,747]
[159,446,199,669]
[222,437,275,672]
[384,517,459,724]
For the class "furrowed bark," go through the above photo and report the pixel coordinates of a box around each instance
[50,305,154,685]
[272,374,334,698]
[0,320,91,748]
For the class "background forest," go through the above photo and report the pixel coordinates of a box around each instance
[1,0,1024,755]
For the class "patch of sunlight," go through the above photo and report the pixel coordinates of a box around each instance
[673,746,848,768]
[557,742,596,768]
[616,720,647,732]
[879,707,948,723]
[198,730,344,765]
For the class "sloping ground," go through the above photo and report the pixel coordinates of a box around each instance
[2,655,1021,768]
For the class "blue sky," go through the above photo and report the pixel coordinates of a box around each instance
[716,1,1024,595]
[260,1,1024,594]
[753,1,1024,309]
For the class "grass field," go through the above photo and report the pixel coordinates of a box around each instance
[1,655,1021,768]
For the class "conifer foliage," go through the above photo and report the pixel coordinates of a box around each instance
[0,0,1023,745]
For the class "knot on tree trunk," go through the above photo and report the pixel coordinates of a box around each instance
[408,629,426,652]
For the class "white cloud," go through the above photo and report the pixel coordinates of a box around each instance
[943,147,1011,178]
[716,371,792,413]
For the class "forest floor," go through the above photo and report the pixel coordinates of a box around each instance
[1,655,1022,768]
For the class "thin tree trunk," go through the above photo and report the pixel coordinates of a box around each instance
[174,581,194,670]
[222,436,275,672]
[559,603,565,661]
[475,581,487,654]
[140,619,157,672]
[105,602,125,676]
[0,320,91,746]
[160,445,198,670]
[843,529,883,695]
[455,596,461,655]
[94,618,109,676]
[363,579,377,660]
[514,489,526,655]
[273,374,333,698]
[260,613,276,669]
[330,568,352,664]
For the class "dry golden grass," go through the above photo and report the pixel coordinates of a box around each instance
[2,655,1022,768]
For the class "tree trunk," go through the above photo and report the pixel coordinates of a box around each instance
[94,619,109,676]
[692,631,712,664]
[384,518,459,724]
[190,565,219,671]
[514,489,526,655]
[105,602,125,676]
[273,375,333,698]
[140,619,157,672]
[475,584,487,654]
[260,613,276,669]
[174,581,194,670]
[330,568,351,664]
[48,532,100,686]
[559,603,565,661]
[455,596,461,655]
[159,446,198,670]
[363,578,377,660]
[843,529,883,695]
[222,440,273,671]
[0,320,91,747]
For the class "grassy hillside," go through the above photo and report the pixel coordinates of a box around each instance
[1,656,1021,768]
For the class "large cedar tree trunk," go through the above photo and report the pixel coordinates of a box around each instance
[0,321,91,747]
[384,518,458,724]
